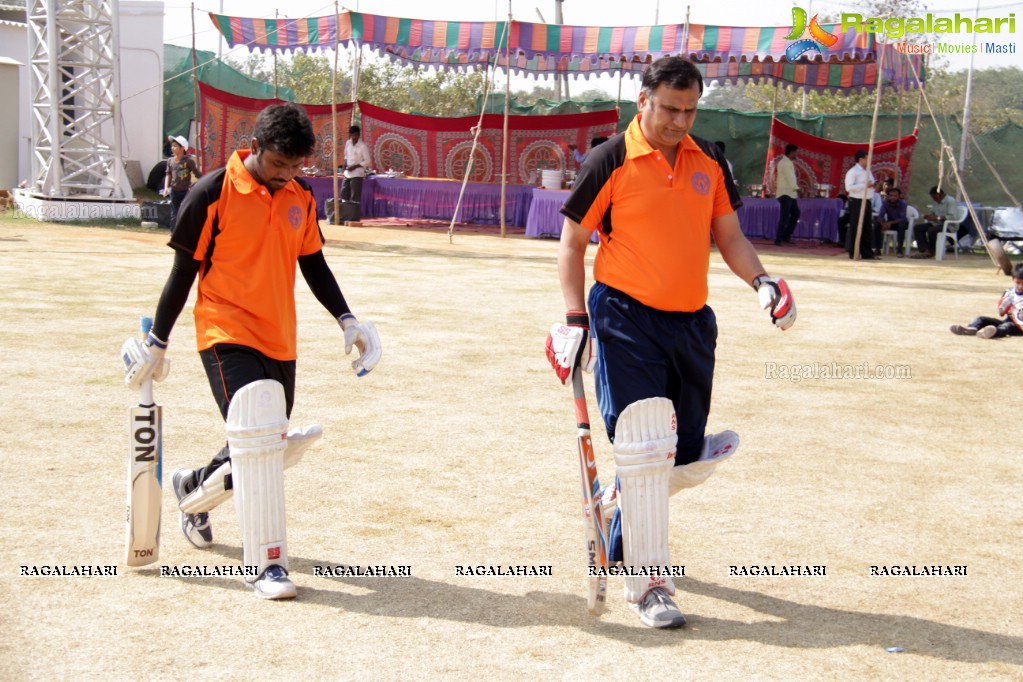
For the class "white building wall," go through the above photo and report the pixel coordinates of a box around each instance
[0,21,30,188]
[118,1,164,185]
[0,58,20,189]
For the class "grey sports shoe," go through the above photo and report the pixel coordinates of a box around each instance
[949,325,978,336]
[978,325,998,339]
[252,565,296,600]
[172,468,213,549]
[630,587,686,629]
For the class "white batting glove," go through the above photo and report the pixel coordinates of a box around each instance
[753,275,796,331]
[338,314,381,376]
[121,331,170,390]
[545,310,595,385]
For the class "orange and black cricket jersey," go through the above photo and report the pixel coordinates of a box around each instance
[561,115,742,312]
[168,150,324,360]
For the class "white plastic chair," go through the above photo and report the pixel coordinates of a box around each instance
[883,204,918,255]
[935,205,969,261]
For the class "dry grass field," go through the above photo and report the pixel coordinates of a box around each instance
[1,212,1020,680]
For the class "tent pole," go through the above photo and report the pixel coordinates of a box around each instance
[500,1,511,238]
[331,2,340,226]
[852,41,886,261]
[273,10,279,99]
[895,85,903,187]
[191,3,201,172]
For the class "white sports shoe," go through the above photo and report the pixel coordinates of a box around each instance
[978,325,998,339]
[630,587,686,629]
[252,565,296,600]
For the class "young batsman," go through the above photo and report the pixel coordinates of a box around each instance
[547,56,796,628]
[123,103,381,599]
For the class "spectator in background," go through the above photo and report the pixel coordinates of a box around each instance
[568,136,609,168]
[844,150,877,260]
[342,125,372,205]
[773,144,800,246]
[911,185,958,258]
[877,186,909,258]
[162,135,201,226]
[950,263,1023,338]
[869,178,894,256]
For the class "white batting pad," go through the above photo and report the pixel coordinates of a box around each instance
[228,380,289,579]
[613,398,677,602]
[179,424,324,514]
[669,430,739,495]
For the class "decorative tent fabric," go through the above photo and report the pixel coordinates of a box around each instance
[697,43,922,93]
[198,82,354,173]
[762,118,918,198]
[207,11,923,91]
[357,101,617,185]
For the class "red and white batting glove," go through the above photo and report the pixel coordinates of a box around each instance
[997,288,1014,317]
[1012,305,1023,332]
[753,274,796,331]
[545,309,595,385]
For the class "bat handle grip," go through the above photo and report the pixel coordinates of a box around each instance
[138,316,156,405]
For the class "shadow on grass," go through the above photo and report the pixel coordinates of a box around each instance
[159,546,1023,662]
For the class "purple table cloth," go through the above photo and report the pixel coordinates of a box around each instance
[525,188,599,242]
[736,197,843,242]
[305,176,533,227]
[525,188,570,238]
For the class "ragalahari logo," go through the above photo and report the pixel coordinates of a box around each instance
[784,7,839,60]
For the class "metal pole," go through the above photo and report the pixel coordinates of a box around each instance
[500,2,512,237]
[852,42,886,261]
[191,3,201,172]
[332,2,340,225]
[956,0,981,198]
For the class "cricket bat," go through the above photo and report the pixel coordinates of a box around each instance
[124,316,162,567]
[571,371,608,616]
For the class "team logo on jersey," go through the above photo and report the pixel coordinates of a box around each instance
[288,205,303,229]
[691,172,711,195]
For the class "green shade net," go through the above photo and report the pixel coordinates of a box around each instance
[163,44,295,141]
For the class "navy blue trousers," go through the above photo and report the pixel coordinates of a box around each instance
[588,283,717,466]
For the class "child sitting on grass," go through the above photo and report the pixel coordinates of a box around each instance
[950,262,1023,339]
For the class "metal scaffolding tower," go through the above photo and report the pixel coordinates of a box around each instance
[26,0,131,200]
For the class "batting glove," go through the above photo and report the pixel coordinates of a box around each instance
[753,274,796,331]
[998,288,1014,317]
[338,314,382,376]
[122,331,169,390]
[545,309,595,385]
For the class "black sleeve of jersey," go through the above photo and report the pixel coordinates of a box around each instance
[151,249,200,343]
[298,250,352,319]
[291,176,325,244]
[168,168,226,255]
[691,135,743,211]
[560,133,626,227]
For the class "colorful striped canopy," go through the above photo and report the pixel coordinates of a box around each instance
[207,11,923,91]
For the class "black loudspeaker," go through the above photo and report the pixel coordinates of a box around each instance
[325,200,361,224]
[141,200,174,228]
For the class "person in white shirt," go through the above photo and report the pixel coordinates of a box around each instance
[341,125,372,205]
[844,150,878,260]
[773,144,800,245]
